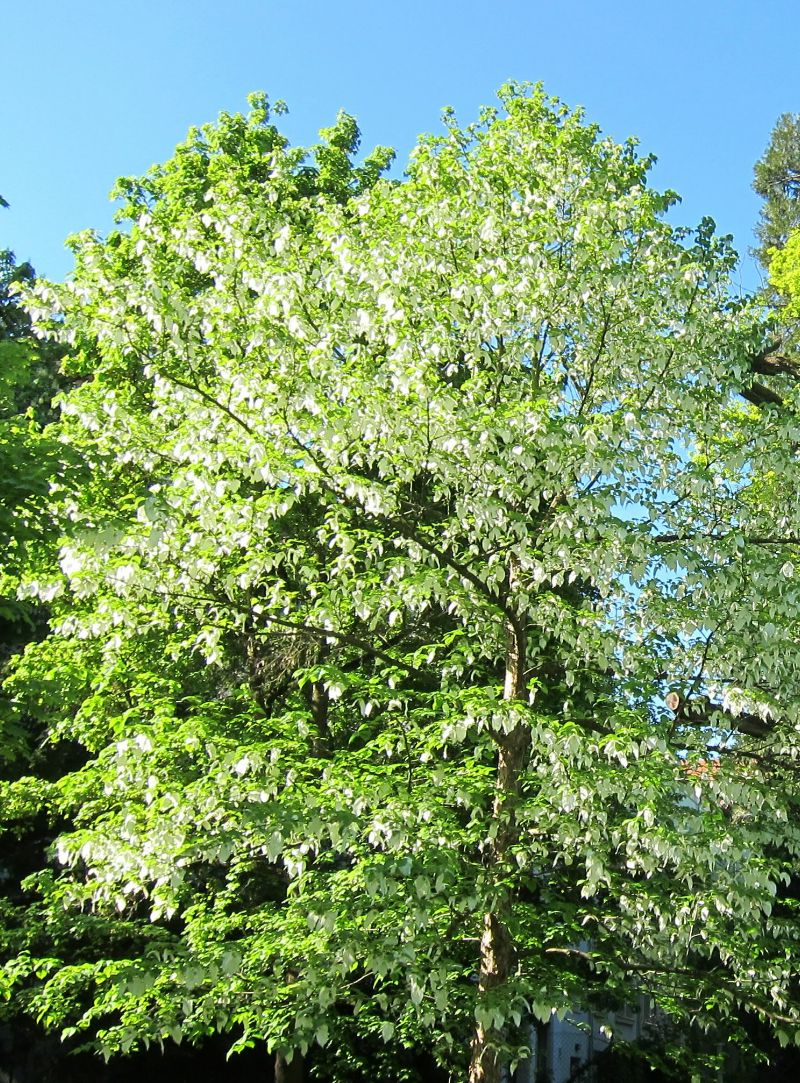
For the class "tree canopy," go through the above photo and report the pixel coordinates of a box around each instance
[6,86,800,1083]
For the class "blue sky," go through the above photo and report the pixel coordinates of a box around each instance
[3,1,799,291]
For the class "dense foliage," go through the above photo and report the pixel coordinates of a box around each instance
[0,221,76,1080]
[0,245,62,632]
[5,87,800,1082]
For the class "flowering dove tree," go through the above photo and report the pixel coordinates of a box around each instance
[6,86,800,1082]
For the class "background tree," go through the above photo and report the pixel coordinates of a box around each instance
[753,112,800,272]
[7,87,800,1083]
[0,208,78,1080]
[0,241,55,632]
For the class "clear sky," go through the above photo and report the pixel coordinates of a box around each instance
[3,1,799,292]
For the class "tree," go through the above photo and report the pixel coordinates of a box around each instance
[753,112,800,273]
[767,227,800,319]
[7,86,800,1083]
[0,206,69,633]
[0,246,55,630]
[0,212,83,1080]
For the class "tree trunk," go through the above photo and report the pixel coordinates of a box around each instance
[275,1050,304,1083]
[467,597,530,1083]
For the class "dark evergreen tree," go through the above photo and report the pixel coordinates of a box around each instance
[753,113,800,271]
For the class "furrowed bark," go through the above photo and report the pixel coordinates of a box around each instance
[468,587,530,1083]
